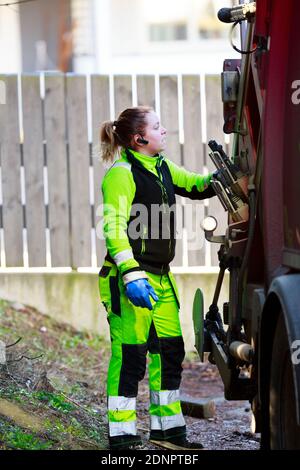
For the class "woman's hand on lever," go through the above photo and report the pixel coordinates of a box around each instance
[125,279,158,310]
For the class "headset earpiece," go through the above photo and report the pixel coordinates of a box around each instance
[137,137,149,145]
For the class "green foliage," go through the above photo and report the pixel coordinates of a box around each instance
[3,428,49,450]
[61,334,84,350]
[0,387,34,405]
[64,417,86,438]
[60,332,104,351]
[0,296,108,450]
[43,416,104,447]
[85,335,104,351]
[86,427,104,444]
[35,391,75,413]
[0,299,9,312]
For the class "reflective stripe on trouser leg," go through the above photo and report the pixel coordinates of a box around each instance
[149,390,185,431]
[146,272,186,436]
[108,396,137,437]
[106,273,151,438]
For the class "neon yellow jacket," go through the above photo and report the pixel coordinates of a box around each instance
[102,149,213,283]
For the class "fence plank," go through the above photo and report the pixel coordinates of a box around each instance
[114,75,132,118]
[22,74,46,267]
[91,75,110,266]
[159,75,180,165]
[0,75,23,266]
[44,73,71,267]
[137,75,156,109]
[159,75,182,266]
[182,75,205,266]
[182,75,203,171]
[66,74,92,267]
[205,75,228,266]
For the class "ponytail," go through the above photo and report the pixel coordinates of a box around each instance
[100,120,119,163]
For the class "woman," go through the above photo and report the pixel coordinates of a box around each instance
[99,106,215,450]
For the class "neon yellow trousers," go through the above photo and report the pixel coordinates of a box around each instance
[99,260,186,445]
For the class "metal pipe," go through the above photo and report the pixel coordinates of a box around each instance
[229,341,254,363]
[212,267,225,305]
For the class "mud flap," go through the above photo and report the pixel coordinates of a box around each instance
[193,288,205,362]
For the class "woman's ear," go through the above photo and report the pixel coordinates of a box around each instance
[133,134,141,147]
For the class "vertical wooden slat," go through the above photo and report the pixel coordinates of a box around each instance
[66,74,92,267]
[114,75,132,117]
[91,75,110,266]
[0,75,23,266]
[159,76,180,164]
[182,75,203,170]
[44,73,70,267]
[22,74,46,267]
[159,75,182,266]
[182,75,205,266]
[205,75,228,266]
[136,75,156,109]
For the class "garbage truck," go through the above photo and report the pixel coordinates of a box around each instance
[193,0,300,449]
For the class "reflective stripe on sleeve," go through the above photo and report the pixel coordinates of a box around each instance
[112,162,132,171]
[123,270,148,285]
[113,249,134,267]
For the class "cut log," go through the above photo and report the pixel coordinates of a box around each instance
[180,394,216,419]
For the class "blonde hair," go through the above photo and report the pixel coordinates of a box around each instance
[100,106,153,163]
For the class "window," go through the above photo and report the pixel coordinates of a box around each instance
[149,23,187,42]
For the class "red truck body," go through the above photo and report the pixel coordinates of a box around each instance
[197,0,300,449]
[250,0,300,281]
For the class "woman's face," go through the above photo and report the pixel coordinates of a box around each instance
[135,111,167,156]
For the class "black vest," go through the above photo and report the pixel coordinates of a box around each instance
[125,149,177,274]
[105,149,177,274]
[105,149,216,274]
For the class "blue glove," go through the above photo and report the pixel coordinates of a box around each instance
[125,279,159,310]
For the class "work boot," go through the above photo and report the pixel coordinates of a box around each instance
[109,434,142,450]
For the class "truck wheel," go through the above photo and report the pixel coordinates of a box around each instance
[269,313,300,449]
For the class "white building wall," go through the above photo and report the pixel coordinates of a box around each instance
[92,0,239,75]
[93,0,113,73]
[0,6,21,73]
[71,0,96,73]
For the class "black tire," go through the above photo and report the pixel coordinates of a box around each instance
[269,313,300,449]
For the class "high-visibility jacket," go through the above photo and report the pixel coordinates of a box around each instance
[102,148,215,283]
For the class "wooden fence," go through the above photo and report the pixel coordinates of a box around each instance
[0,73,229,269]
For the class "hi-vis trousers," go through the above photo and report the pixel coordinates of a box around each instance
[98,260,186,445]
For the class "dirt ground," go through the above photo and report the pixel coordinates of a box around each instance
[135,359,260,450]
[0,300,260,450]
